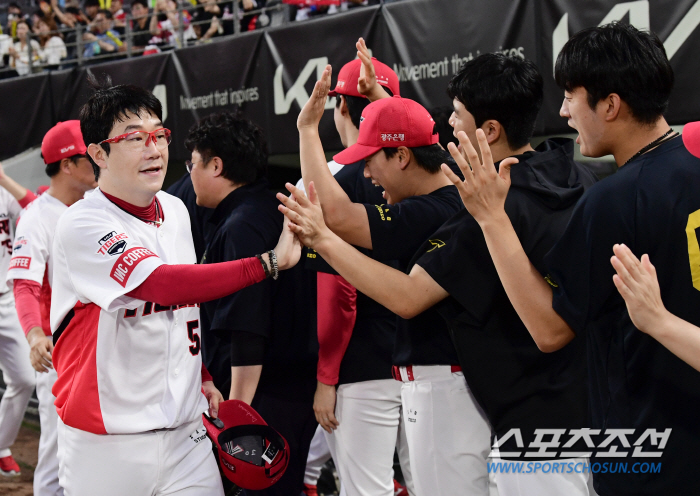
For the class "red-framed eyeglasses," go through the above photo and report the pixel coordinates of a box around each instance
[99,128,172,150]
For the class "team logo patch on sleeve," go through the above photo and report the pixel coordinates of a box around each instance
[9,257,31,269]
[110,247,157,287]
[97,231,129,256]
[426,239,445,252]
[12,236,28,253]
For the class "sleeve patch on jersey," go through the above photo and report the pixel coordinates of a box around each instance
[97,231,129,256]
[9,256,31,270]
[110,247,157,287]
[13,236,28,253]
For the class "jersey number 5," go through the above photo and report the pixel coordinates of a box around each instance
[186,320,201,356]
[686,209,700,291]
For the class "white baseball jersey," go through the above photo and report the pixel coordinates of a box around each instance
[50,188,207,435]
[0,188,24,293]
[7,192,68,335]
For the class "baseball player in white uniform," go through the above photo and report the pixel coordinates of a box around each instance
[7,120,97,496]
[0,164,39,477]
[49,81,299,496]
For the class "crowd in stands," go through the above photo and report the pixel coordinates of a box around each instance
[0,0,401,77]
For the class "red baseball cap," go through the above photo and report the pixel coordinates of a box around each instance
[328,57,400,98]
[334,96,439,165]
[41,120,87,164]
[683,121,700,159]
[203,400,289,491]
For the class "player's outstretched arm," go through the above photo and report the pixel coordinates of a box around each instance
[278,182,448,319]
[127,227,300,306]
[0,161,35,206]
[611,244,700,372]
[356,38,391,102]
[297,65,372,249]
[441,129,575,352]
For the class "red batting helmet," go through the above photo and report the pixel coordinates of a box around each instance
[203,400,289,490]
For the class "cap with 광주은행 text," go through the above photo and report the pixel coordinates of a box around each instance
[333,96,439,165]
[328,57,400,99]
[41,120,87,164]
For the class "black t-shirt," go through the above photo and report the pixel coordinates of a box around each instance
[545,136,700,494]
[415,139,596,458]
[131,15,153,47]
[191,7,217,37]
[200,180,317,399]
[363,182,464,366]
[305,160,399,385]
[166,173,212,262]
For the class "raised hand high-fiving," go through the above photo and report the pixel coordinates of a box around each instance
[297,64,332,131]
[277,181,331,250]
[356,37,390,102]
[441,129,518,225]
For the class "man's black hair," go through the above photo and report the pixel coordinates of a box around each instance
[130,0,149,9]
[447,53,543,149]
[85,0,101,7]
[79,73,163,181]
[429,106,458,151]
[43,154,85,177]
[66,6,81,15]
[554,22,674,125]
[97,8,113,19]
[335,87,394,130]
[185,111,268,186]
[382,144,448,174]
[8,2,21,10]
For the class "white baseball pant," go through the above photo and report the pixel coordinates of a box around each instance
[326,378,414,496]
[57,417,224,496]
[35,367,61,496]
[398,366,493,496]
[0,291,35,458]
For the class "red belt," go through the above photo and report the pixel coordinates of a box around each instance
[392,365,462,381]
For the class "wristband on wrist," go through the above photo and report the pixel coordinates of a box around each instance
[255,253,271,278]
[267,249,279,280]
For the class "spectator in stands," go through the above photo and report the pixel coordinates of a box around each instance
[149,0,195,48]
[129,0,153,52]
[8,20,41,75]
[83,9,122,57]
[191,0,222,41]
[49,0,86,61]
[5,3,30,37]
[238,0,265,32]
[36,16,66,69]
[109,0,127,34]
[84,0,101,21]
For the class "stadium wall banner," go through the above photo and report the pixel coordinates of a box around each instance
[1,0,698,161]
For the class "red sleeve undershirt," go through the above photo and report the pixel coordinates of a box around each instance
[13,279,43,337]
[102,191,263,386]
[18,190,37,209]
[125,257,266,306]
[316,272,357,385]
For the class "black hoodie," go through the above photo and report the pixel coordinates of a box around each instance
[411,138,597,458]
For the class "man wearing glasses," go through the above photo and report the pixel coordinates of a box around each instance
[49,81,300,495]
